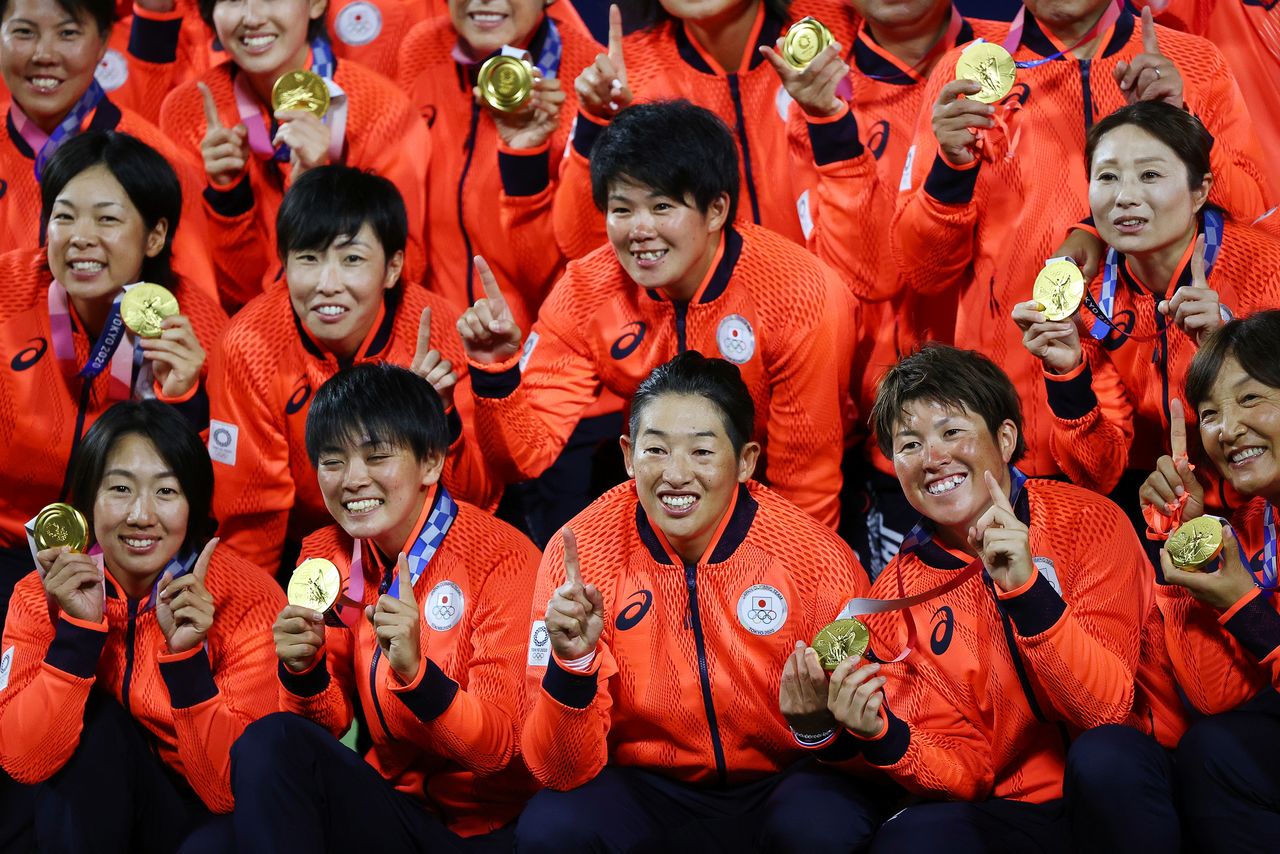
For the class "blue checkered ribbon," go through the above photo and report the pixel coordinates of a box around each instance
[382,487,458,593]
[33,80,106,181]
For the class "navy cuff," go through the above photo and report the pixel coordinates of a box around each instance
[816,728,863,763]
[860,711,910,767]
[45,617,106,679]
[806,111,864,167]
[159,647,219,709]
[203,176,253,218]
[1002,572,1068,637]
[129,13,182,63]
[470,363,521,399]
[394,658,460,722]
[1045,364,1097,421]
[1223,595,1280,662]
[498,147,551,197]
[279,658,330,697]
[571,114,606,160]
[923,153,980,205]
[446,407,463,444]
[542,656,597,710]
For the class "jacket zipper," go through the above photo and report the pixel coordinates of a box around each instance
[1155,304,1171,424]
[121,598,139,714]
[368,564,397,739]
[673,301,689,352]
[683,562,728,785]
[726,74,762,226]
[58,380,94,500]
[1079,60,1094,132]
[458,102,482,305]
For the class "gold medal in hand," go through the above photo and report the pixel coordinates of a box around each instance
[813,618,870,671]
[1167,516,1224,571]
[955,41,1016,104]
[34,503,90,553]
[121,284,179,339]
[271,69,330,119]
[782,17,834,69]
[1032,260,1085,321]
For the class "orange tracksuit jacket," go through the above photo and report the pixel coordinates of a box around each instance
[548,0,861,261]
[208,282,499,576]
[327,0,432,81]
[0,548,284,813]
[521,480,871,791]
[101,1,217,127]
[281,497,540,837]
[785,15,1005,476]
[1044,217,1280,510]
[468,223,856,529]
[836,478,1186,803]
[397,6,601,334]
[0,250,227,551]
[1157,498,1280,715]
[159,59,430,312]
[892,6,1274,478]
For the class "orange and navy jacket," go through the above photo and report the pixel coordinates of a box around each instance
[548,0,861,260]
[102,1,217,127]
[159,58,430,312]
[468,223,856,529]
[0,250,227,552]
[1155,498,1280,715]
[208,282,499,576]
[280,493,540,837]
[1044,216,1280,510]
[397,5,601,334]
[521,480,871,791]
[784,14,1005,475]
[826,477,1186,802]
[327,0,433,81]
[891,6,1275,478]
[0,547,285,813]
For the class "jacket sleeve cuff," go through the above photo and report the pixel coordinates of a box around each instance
[541,655,597,709]
[923,152,980,205]
[445,407,463,445]
[498,141,551,197]
[469,351,523,399]
[162,384,210,433]
[45,613,108,678]
[129,4,183,63]
[571,111,609,160]
[279,657,330,697]
[1044,360,1096,421]
[814,727,864,762]
[158,645,219,709]
[1221,589,1280,661]
[998,569,1067,636]
[856,708,909,767]
[1063,217,1099,242]
[389,657,460,721]
[805,103,863,166]
[153,377,200,404]
[203,176,254,219]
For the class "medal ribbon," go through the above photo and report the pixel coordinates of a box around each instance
[47,280,138,401]
[1259,502,1278,598]
[14,80,107,181]
[1000,0,1122,64]
[234,35,347,164]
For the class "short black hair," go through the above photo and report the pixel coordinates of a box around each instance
[621,0,790,33]
[872,344,1026,463]
[1186,310,1280,410]
[0,0,114,38]
[277,165,408,261]
[68,401,215,556]
[1086,101,1214,191]
[629,351,754,455]
[40,131,182,287]
[305,363,449,466]
[199,0,328,42]
[590,100,739,224]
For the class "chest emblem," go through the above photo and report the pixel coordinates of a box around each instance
[737,584,787,635]
[334,1,383,45]
[425,580,464,631]
[717,314,756,365]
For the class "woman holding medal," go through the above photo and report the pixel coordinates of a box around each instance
[0,130,225,641]
[1012,102,1280,516]
[0,400,284,853]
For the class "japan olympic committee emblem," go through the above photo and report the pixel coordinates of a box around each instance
[717,314,756,365]
[425,580,464,631]
[737,584,787,635]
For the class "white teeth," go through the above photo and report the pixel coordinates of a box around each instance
[1118,218,1144,226]
[1231,447,1264,463]
[636,250,667,261]
[30,77,60,89]
[242,34,275,47]
[315,305,345,316]
[70,261,104,272]
[471,12,504,20]
[345,498,383,513]
[661,495,695,508]
[123,537,155,548]
[927,474,966,495]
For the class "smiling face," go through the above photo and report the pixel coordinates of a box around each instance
[1196,355,1280,501]
[891,399,1017,548]
[286,222,403,361]
[212,0,325,82]
[0,0,107,134]
[94,432,190,589]
[1089,124,1210,266]
[622,393,758,564]
[852,0,949,34]
[448,0,544,59]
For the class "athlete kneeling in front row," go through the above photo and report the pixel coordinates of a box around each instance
[516,352,884,852]
[231,363,541,852]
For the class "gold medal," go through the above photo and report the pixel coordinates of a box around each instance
[271,69,330,119]
[120,284,179,339]
[34,503,89,553]
[813,618,870,672]
[477,55,535,113]
[287,558,344,623]
[1167,516,1224,571]
[955,41,1016,104]
[1032,260,1086,321]
[782,17,834,68]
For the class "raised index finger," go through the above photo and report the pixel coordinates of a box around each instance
[561,527,583,588]
[416,306,432,358]
[607,4,624,67]
[1169,397,1187,460]
[1189,234,1207,286]
[192,536,219,584]
[983,470,1014,514]
[198,82,222,130]
[1142,6,1161,54]
[397,552,416,604]
[473,255,507,314]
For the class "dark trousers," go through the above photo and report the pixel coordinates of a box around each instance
[872,725,1178,854]
[1176,690,1280,853]
[515,761,886,853]
[31,693,222,854]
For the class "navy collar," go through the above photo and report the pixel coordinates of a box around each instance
[636,483,759,566]
[1018,4,1134,61]
[293,285,401,367]
[853,19,975,86]
[673,9,784,74]
[8,96,122,160]
[641,226,743,306]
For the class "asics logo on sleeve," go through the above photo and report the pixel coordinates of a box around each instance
[866,120,890,161]
[11,338,46,371]
[615,590,653,631]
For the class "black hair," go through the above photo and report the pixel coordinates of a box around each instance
[1186,311,1280,410]
[277,165,408,261]
[872,344,1026,463]
[40,131,181,287]
[199,0,328,42]
[68,400,215,556]
[590,100,739,224]
[0,0,114,38]
[629,351,754,455]
[305,362,449,466]
[1086,101,1214,191]
[621,0,790,33]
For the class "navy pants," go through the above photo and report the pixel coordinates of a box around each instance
[1177,690,1280,853]
[515,760,886,853]
[872,725,1178,854]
